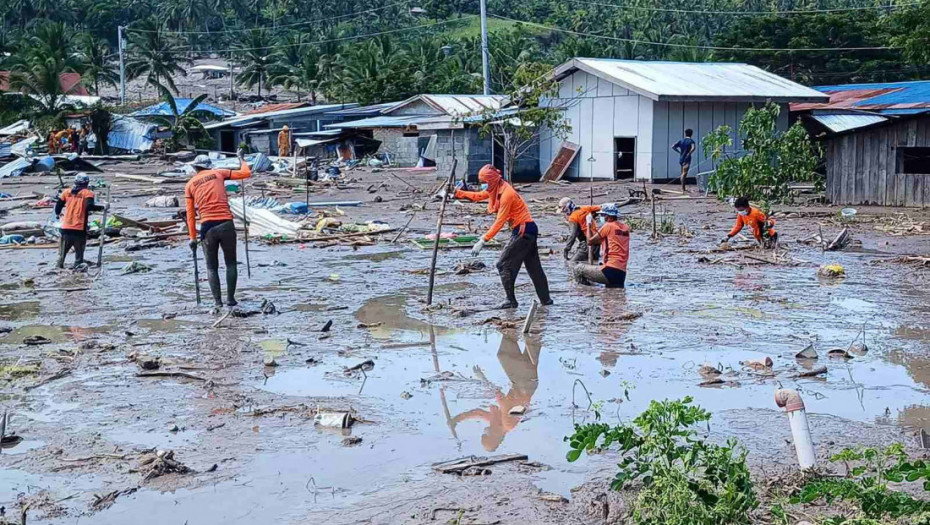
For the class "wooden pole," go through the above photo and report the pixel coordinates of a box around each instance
[96,184,110,268]
[192,244,201,305]
[240,177,251,279]
[651,190,658,239]
[426,160,457,306]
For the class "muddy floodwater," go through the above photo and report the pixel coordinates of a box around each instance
[1,166,929,524]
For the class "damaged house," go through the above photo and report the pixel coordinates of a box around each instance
[792,81,930,207]
[326,95,531,180]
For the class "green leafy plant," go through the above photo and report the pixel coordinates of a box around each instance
[703,102,821,204]
[793,444,930,522]
[565,397,757,525]
[151,88,209,152]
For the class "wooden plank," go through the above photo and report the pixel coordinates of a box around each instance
[863,129,873,204]
[854,131,864,203]
[877,128,888,206]
[541,141,581,182]
[825,139,835,203]
[844,135,854,204]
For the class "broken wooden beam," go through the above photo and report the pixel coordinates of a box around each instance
[432,453,529,474]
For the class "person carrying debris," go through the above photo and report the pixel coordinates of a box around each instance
[54,173,103,269]
[277,125,291,157]
[55,129,70,153]
[455,165,552,309]
[671,129,696,192]
[722,196,778,248]
[572,203,630,288]
[185,153,252,309]
[558,197,602,262]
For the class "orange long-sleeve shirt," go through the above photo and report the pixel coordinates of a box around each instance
[184,162,252,240]
[455,185,533,241]
[728,207,774,241]
[568,205,600,230]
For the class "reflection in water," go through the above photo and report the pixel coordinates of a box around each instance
[448,334,541,452]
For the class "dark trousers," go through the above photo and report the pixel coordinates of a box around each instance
[202,220,238,306]
[57,229,87,268]
[496,222,551,305]
[573,264,627,288]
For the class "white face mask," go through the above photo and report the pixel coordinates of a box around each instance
[738,209,749,216]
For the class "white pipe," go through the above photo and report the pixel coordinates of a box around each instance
[775,389,816,470]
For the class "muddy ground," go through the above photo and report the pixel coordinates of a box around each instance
[1,161,930,524]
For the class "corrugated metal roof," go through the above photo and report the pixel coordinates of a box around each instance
[131,98,236,118]
[0,157,31,178]
[243,102,309,115]
[811,113,888,133]
[384,95,509,116]
[553,58,829,103]
[791,81,930,115]
[108,116,158,152]
[325,102,397,117]
[0,143,10,158]
[0,120,29,136]
[324,115,426,129]
[204,103,359,130]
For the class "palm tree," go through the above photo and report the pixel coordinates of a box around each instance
[78,33,119,95]
[125,18,187,95]
[237,29,273,97]
[8,21,84,115]
[151,87,209,151]
[271,42,325,103]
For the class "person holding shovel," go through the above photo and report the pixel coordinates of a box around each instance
[454,165,552,309]
[54,173,103,269]
[572,203,630,288]
[722,196,778,248]
[185,153,251,309]
[558,197,602,262]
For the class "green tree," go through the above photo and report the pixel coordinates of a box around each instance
[8,22,84,115]
[237,29,274,97]
[272,45,325,103]
[125,18,188,95]
[703,102,821,204]
[150,88,210,151]
[888,1,930,68]
[78,33,119,95]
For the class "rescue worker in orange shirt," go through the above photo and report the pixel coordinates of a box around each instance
[54,129,70,152]
[572,203,631,288]
[54,173,103,269]
[47,129,58,154]
[454,165,552,309]
[558,197,607,262]
[277,125,290,157]
[185,153,252,309]
[722,196,777,248]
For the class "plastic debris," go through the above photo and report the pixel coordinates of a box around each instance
[122,261,151,274]
[144,195,179,207]
[818,263,845,278]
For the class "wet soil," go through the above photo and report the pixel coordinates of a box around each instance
[1,163,930,523]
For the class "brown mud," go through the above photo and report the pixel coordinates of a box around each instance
[1,164,929,523]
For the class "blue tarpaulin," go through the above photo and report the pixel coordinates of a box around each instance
[131,98,236,119]
[108,116,158,153]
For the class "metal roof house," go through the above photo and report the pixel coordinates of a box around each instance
[540,58,828,181]
[203,103,358,154]
[327,94,516,179]
[791,81,930,207]
[131,98,236,120]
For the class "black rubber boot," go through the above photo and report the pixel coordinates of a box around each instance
[225,265,238,307]
[498,270,518,309]
[207,268,223,307]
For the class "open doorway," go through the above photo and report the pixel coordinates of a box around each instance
[220,130,235,153]
[614,137,635,180]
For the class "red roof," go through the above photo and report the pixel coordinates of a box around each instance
[0,71,89,96]
[243,102,309,115]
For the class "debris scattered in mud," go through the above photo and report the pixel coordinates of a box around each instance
[138,449,190,482]
[344,359,374,376]
[454,260,486,275]
[433,454,529,475]
[400,391,412,400]
[796,345,819,360]
[122,261,151,274]
[818,263,845,278]
[828,348,853,360]
[341,436,362,447]
[22,335,50,345]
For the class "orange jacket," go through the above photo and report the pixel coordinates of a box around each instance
[595,220,631,271]
[185,162,252,240]
[456,184,533,241]
[729,207,775,241]
[277,130,290,156]
[569,205,600,230]
[59,188,95,231]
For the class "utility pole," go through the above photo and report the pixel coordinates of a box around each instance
[228,52,235,110]
[118,26,126,105]
[479,0,491,95]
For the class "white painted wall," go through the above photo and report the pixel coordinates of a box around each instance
[540,70,654,181]
[540,69,792,181]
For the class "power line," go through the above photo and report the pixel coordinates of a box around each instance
[489,13,896,52]
[132,17,475,54]
[127,1,412,35]
[562,0,919,15]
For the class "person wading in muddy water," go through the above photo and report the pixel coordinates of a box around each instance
[671,128,696,192]
[185,152,252,310]
[454,165,553,309]
[54,173,103,269]
[722,196,778,249]
[558,197,601,263]
[572,203,631,288]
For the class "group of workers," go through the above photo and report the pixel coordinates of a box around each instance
[55,159,777,311]
[47,125,92,155]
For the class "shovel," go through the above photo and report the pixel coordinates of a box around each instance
[191,243,201,305]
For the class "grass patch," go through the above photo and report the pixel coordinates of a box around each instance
[0,362,40,379]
